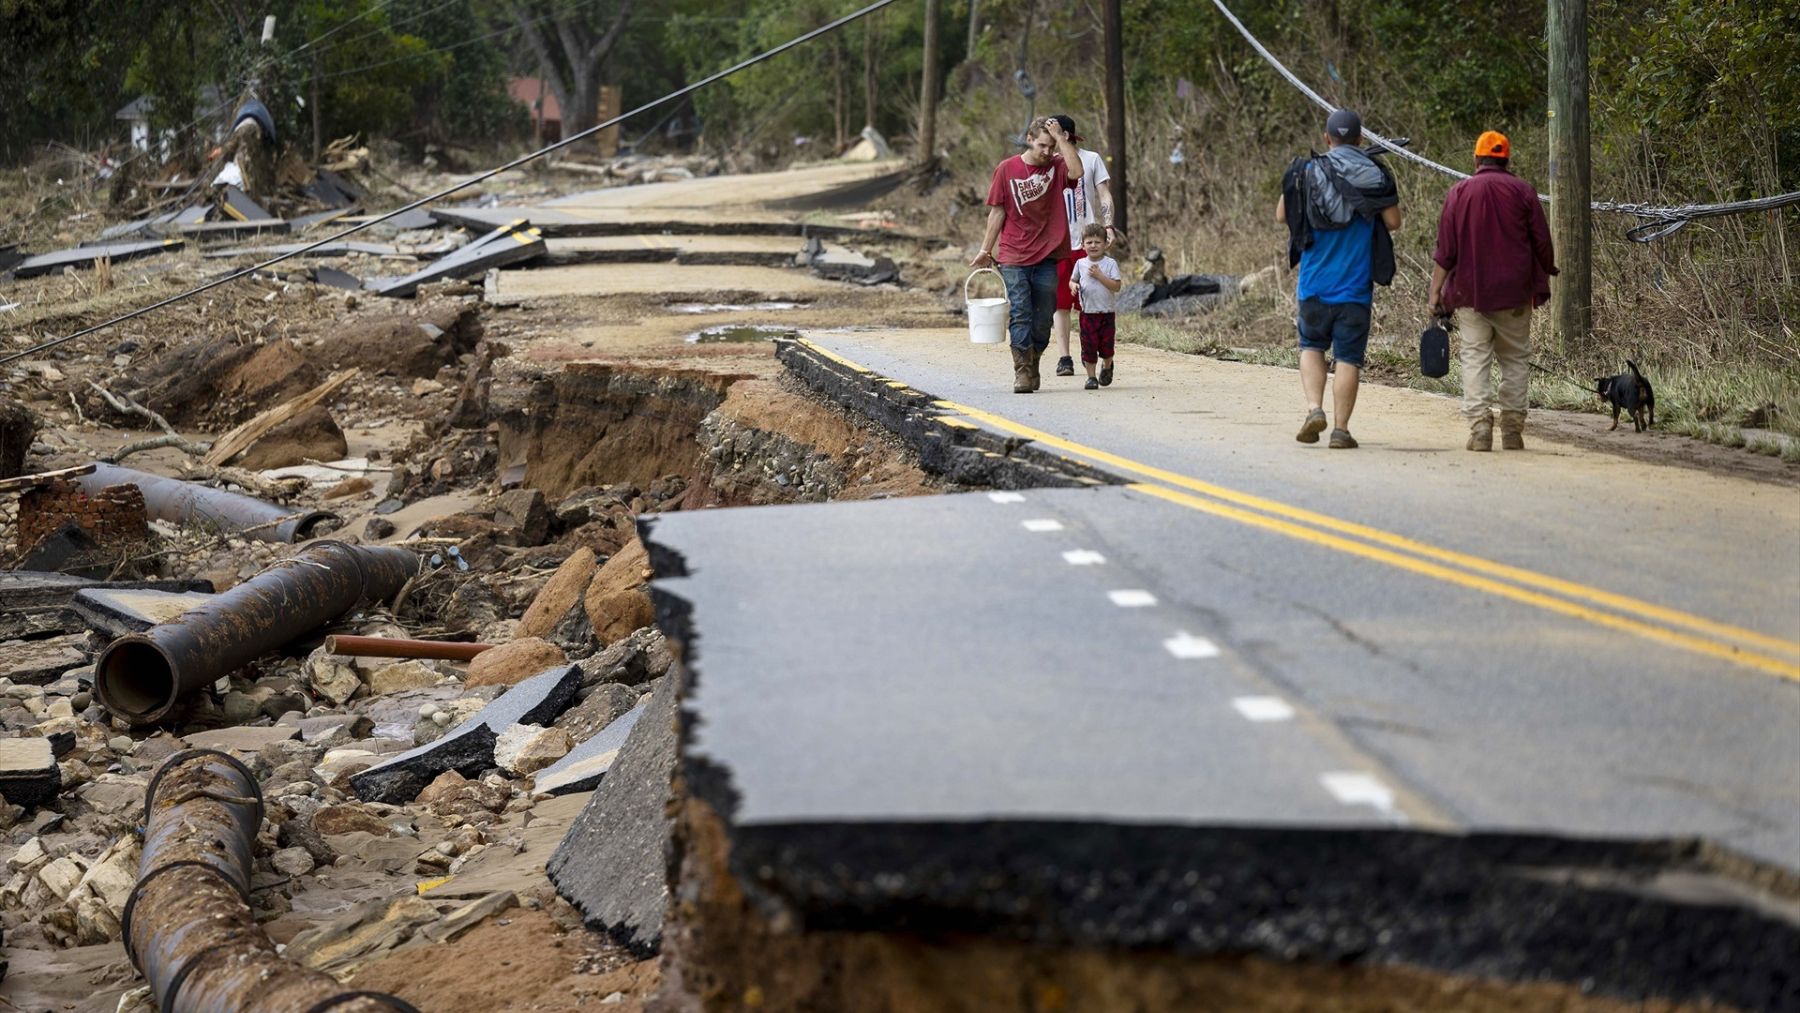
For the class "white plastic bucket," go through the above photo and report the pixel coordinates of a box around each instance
[965,268,1009,344]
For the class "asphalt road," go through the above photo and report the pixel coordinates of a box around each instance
[767,328,1800,872]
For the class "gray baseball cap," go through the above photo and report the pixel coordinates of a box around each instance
[1325,108,1362,144]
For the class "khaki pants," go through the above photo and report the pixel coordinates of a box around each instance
[1456,305,1532,422]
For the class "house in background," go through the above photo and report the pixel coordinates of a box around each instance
[115,86,231,155]
[508,78,563,144]
[507,78,621,155]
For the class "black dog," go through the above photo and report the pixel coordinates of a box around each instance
[1595,360,1655,432]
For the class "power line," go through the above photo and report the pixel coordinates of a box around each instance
[281,0,407,60]
[0,0,905,369]
[1206,0,1800,242]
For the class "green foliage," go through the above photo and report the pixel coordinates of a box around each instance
[1349,0,1543,127]
[1595,0,1800,191]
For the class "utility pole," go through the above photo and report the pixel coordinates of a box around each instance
[1547,0,1591,351]
[1101,0,1127,235]
[918,0,941,166]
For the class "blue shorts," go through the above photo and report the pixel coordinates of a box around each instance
[1296,298,1371,367]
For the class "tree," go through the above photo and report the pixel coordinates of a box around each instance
[512,0,637,146]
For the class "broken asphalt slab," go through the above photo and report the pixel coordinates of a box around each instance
[10,238,184,278]
[426,204,873,241]
[640,495,1800,1010]
[370,220,544,298]
[70,587,215,637]
[532,700,646,796]
[546,670,678,955]
[350,663,580,803]
[204,240,402,260]
[0,572,213,639]
[0,738,62,807]
[0,633,89,684]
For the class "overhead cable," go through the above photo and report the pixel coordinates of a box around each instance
[1207,0,1800,241]
[0,0,903,368]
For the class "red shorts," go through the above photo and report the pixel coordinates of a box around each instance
[1056,253,1082,311]
[1079,312,1116,363]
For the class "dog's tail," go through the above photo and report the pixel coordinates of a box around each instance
[1627,358,1643,379]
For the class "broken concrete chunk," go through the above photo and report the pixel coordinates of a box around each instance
[577,627,668,688]
[303,649,364,706]
[0,634,89,685]
[69,586,214,637]
[557,682,642,741]
[366,660,439,696]
[312,804,394,837]
[547,670,678,953]
[465,637,567,688]
[289,713,376,745]
[350,663,581,804]
[181,725,300,753]
[0,738,62,807]
[534,700,647,797]
[494,723,572,776]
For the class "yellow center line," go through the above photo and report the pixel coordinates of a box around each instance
[933,397,1800,663]
[789,339,1800,679]
[1133,483,1800,681]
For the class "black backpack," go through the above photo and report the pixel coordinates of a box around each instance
[1281,152,1397,286]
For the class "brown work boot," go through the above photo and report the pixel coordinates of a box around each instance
[1029,348,1045,391]
[1012,348,1033,393]
[1500,410,1526,450]
[1467,413,1494,452]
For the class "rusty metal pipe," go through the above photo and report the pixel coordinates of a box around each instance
[95,541,420,725]
[77,463,339,543]
[325,634,494,661]
[125,750,418,1013]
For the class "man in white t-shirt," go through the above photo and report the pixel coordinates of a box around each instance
[1049,114,1114,378]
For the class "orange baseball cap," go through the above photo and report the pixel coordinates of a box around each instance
[1474,130,1510,159]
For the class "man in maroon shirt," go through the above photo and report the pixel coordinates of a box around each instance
[971,116,1083,393]
[1428,130,1558,451]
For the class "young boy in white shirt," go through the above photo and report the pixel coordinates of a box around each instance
[1068,223,1123,389]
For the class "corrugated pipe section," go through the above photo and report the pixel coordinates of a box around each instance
[124,749,419,1012]
[95,541,421,725]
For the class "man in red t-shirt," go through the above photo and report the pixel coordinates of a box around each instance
[971,117,1084,393]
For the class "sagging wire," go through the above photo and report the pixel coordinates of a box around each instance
[1207,0,1800,243]
[0,0,904,370]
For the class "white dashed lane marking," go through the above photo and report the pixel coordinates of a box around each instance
[1021,519,1064,532]
[1107,589,1157,608]
[1319,772,1399,817]
[987,491,1026,503]
[1162,631,1220,659]
[1232,696,1296,722]
[1062,550,1106,566]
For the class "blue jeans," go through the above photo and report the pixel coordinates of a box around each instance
[999,258,1059,354]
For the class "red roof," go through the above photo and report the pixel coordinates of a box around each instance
[508,78,562,122]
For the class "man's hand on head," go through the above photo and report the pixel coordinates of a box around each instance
[1043,118,1067,142]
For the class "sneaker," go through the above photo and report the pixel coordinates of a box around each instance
[1084,377,1100,390]
[1328,428,1359,449]
[1055,356,1075,377]
[1296,408,1328,444]
[1099,362,1114,386]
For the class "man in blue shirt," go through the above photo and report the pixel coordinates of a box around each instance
[1275,109,1404,449]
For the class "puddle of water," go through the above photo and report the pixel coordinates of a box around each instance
[686,325,800,344]
[670,301,803,314]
